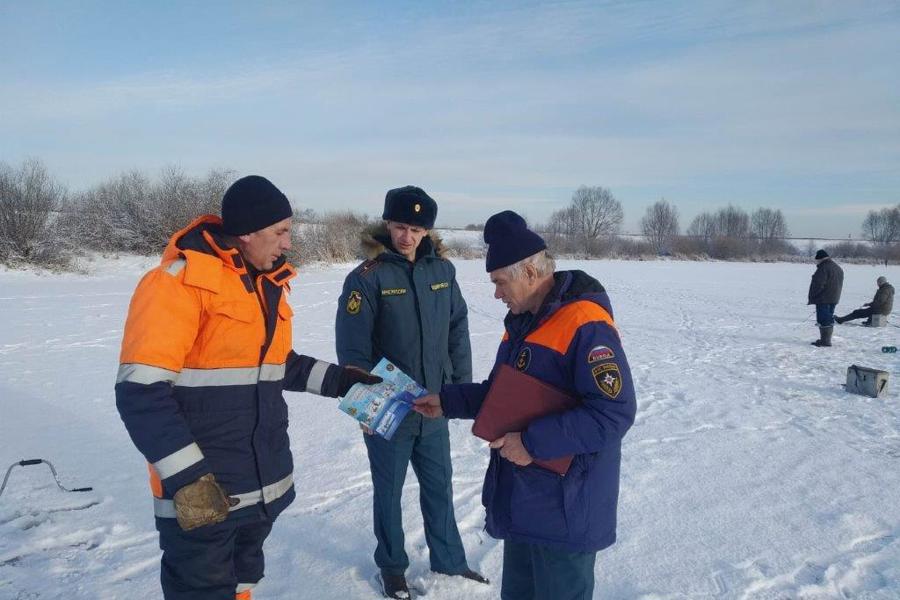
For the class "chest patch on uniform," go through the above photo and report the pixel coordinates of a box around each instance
[587,345,615,363]
[346,290,362,314]
[430,281,449,291]
[381,288,407,296]
[592,362,622,398]
[515,347,532,371]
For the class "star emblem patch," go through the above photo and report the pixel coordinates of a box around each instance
[592,362,622,398]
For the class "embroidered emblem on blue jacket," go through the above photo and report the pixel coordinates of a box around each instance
[515,347,531,371]
[430,282,449,291]
[592,362,622,398]
[346,290,362,314]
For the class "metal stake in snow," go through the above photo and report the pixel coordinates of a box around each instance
[0,459,93,498]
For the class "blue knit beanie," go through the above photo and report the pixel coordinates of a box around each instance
[483,210,547,272]
[221,175,293,235]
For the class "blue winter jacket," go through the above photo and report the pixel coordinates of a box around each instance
[441,270,636,553]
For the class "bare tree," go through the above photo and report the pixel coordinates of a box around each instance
[861,206,900,245]
[751,207,791,256]
[714,205,750,239]
[571,186,623,240]
[685,206,752,258]
[687,212,713,239]
[640,199,679,255]
[751,208,789,241]
[0,158,67,264]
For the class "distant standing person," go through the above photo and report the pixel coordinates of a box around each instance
[835,276,894,324]
[808,249,844,346]
[335,186,487,599]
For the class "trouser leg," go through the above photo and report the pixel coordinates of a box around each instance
[157,517,237,600]
[531,544,597,600]
[838,308,873,323]
[815,303,836,327]
[365,429,415,575]
[410,424,467,575]
[501,541,535,600]
[234,515,273,596]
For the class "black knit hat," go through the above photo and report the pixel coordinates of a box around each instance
[815,249,829,260]
[221,175,293,236]
[483,210,547,272]
[382,186,437,229]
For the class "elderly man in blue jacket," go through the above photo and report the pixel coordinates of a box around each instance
[335,186,486,599]
[415,210,636,600]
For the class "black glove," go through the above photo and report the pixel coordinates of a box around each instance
[335,365,383,397]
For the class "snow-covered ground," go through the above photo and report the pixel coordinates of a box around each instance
[2,258,899,599]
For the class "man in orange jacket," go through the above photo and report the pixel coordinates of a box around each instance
[115,175,380,600]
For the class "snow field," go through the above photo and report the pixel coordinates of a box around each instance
[1,258,899,599]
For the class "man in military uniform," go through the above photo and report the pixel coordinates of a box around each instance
[335,186,487,598]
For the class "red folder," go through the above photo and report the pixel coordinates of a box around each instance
[472,364,579,475]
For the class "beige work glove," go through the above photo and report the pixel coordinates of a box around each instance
[174,473,237,531]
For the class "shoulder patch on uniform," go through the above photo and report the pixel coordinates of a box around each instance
[592,362,622,398]
[381,288,407,296]
[430,281,449,291]
[346,290,362,314]
[356,259,380,277]
[587,345,615,363]
[515,347,532,371]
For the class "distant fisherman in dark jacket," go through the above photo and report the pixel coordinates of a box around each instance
[335,186,486,599]
[808,249,844,347]
[836,276,894,324]
[415,211,636,600]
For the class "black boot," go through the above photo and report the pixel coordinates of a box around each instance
[812,326,833,347]
[834,315,845,324]
[446,569,490,585]
[380,573,412,599]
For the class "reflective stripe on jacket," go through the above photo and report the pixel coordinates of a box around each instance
[115,215,332,521]
[441,270,636,553]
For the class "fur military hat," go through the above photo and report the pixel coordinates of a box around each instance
[382,186,437,229]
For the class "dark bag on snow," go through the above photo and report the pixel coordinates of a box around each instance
[845,365,889,398]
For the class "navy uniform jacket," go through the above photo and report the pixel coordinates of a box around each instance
[336,225,472,433]
[441,270,636,553]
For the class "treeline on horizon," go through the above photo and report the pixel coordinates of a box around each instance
[0,158,897,269]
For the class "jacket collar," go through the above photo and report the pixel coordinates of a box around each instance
[360,223,447,262]
[504,270,613,339]
[163,215,296,290]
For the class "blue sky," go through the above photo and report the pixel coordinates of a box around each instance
[2,1,898,237]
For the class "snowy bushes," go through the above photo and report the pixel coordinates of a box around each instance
[292,211,373,264]
[67,167,235,254]
[0,159,71,268]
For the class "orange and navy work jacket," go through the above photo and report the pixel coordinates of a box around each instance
[441,270,636,553]
[115,215,337,522]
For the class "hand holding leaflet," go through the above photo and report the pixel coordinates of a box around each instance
[338,358,428,440]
